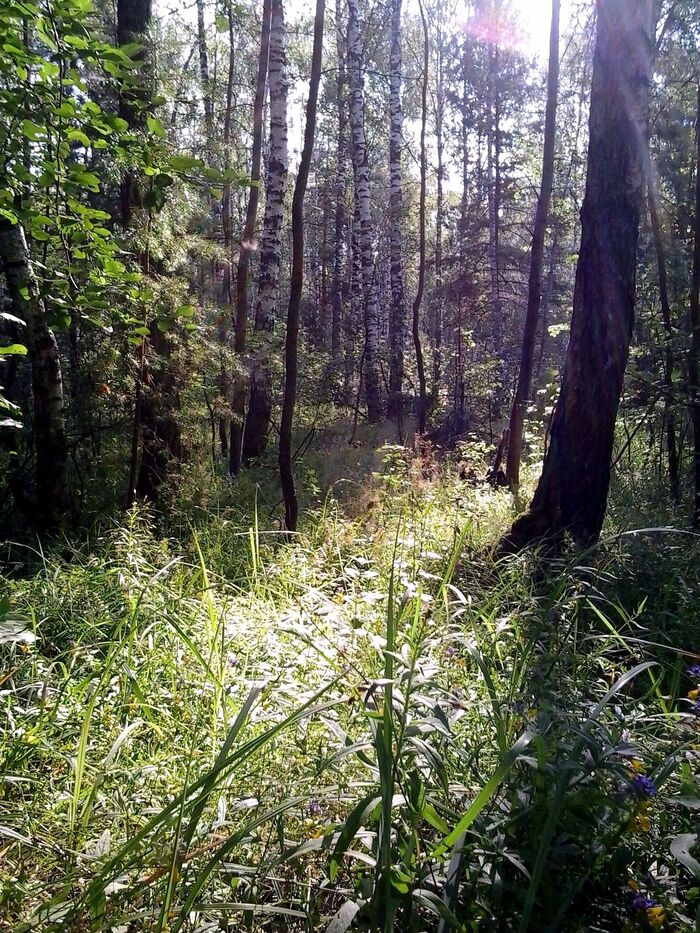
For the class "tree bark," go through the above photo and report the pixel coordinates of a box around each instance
[505,0,560,490]
[347,0,382,423]
[432,4,444,405]
[229,0,272,474]
[243,0,288,463]
[279,0,325,532]
[412,0,429,436]
[689,84,700,525]
[0,219,67,528]
[387,0,405,422]
[196,0,214,141]
[500,0,654,552]
[331,0,347,363]
[647,174,680,503]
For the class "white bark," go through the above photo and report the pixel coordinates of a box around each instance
[347,0,382,422]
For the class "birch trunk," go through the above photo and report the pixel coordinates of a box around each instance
[505,0,560,490]
[229,0,272,474]
[501,0,654,551]
[243,0,288,463]
[432,6,444,403]
[347,0,382,423]
[0,218,67,527]
[331,0,347,362]
[387,0,405,421]
[412,0,429,436]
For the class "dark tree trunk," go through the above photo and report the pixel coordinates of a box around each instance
[279,0,325,532]
[387,0,406,422]
[500,0,654,552]
[229,0,271,475]
[0,219,67,528]
[648,175,680,503]
[689,85,700,525]
[331,0,347,363]
[505,0,560,490]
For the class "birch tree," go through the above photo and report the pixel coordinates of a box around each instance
[229,0,272,474]
[387,0,405,421]
[347,0,382,423]
[243,0,288,463]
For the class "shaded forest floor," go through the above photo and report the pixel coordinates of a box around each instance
[2,425,700,931]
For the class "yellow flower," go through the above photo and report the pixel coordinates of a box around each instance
[630,759,646,774]
[646,905,666,930]
[627,801,651,834]
[688,688,700,701]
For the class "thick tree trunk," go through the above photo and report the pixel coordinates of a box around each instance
[689,85,700,525]
[501,0,654,552]
[243,0,288,464]
[117,0,152,228]
[386,0,405,422]
[0,219,67,528]
[279,0,325,532]
[229,0,272,474]
[505,0,560,490]
[347,0,382,423]
[412,0,429,436]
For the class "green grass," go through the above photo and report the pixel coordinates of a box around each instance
[2,440,700,931]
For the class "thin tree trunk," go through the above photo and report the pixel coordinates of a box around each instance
[243,0,288,463]
[279,0,325,533]
[196,0,214,140]
[0,219,67,528]
[229,0,272,474]
[331,0,347,362]
[689,84,700,525]
[219,0,236,460]
[347,0,382,423]
[648,174,680,503]
[505,0,560,490]
[432,5,444,404]
[412,0,429,436]
[487,40,502,401]
[501,0,654,551]
[387,0,405,422]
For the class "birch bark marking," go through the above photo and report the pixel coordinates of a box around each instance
[387,0,405,421]
[243,0,288,463]
[347,0,382,423]
[229,0,272,474]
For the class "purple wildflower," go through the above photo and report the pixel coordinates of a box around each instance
[626,891,657,911]
[630,775,656,798]
[687,663,700,678]
[306,799,323,818]
[691,700,700,716]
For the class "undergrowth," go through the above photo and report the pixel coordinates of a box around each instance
[2,444,700,931]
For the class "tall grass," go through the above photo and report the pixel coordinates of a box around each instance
[2,447,700,930]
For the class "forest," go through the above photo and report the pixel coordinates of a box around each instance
[2,0,700,927]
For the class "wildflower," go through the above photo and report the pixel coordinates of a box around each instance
[646,906,666,930]
[630,775,656,798]
[627,800,650,834]
[226,652,238,670]
[306,799,323,818]
[687,663,700,678]
[693,700,700,716]
[688,688,700,701]
[626,891,657,911]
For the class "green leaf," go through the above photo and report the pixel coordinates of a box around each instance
[146,115,165,138]
[175,305,195,318]
[670,834,700,880]
[169,155,200,172]
[0,344,28,356]
[21,120,44,141]
[328,792,381,881]
[215,13,228,31]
